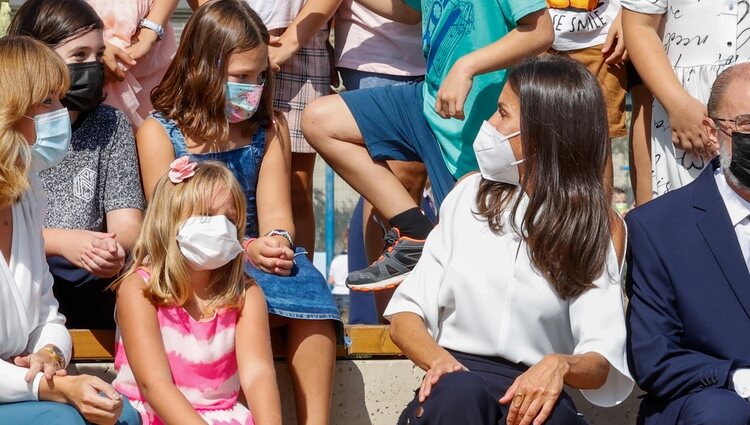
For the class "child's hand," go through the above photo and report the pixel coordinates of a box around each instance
[81,237,126,278]
[435,57,474,120]
[13,345,67,382]
[59,230,118,272]
[245,236,295,276]
[126,28,158,62]
[269,35,293,73]
[102,42,136,83]
[666,94,711,158]
[602,10,627,65]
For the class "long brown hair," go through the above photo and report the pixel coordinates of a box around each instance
[475,55,613,299]
[151,0,274,144]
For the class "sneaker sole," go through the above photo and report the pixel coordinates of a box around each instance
[347,273,410,292]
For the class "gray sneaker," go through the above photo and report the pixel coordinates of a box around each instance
[346,227,425,292]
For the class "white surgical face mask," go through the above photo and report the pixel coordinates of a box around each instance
[473,120,523,185]
[177,215,244,271]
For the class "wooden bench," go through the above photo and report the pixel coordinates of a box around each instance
[69,325,402,362]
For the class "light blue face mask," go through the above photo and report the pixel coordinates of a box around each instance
[24,108,72,172]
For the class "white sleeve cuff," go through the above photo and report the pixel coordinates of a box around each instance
[733,369,750,399]
[31,372,44,401]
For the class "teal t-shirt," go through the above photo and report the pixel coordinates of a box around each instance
[403,0,547,178]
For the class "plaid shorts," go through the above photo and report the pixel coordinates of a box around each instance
[271,28,331,153]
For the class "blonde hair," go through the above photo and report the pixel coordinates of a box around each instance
[117,161,249,309]
[0,35,68,207]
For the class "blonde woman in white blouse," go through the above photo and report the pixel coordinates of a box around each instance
[0,36,139,425]
[384,55,634,425]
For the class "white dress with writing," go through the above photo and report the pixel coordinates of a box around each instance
[622,0,750,197]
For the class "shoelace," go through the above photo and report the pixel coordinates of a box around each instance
[374,230,400,263]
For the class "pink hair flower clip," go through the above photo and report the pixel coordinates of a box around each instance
[168,156,197,183]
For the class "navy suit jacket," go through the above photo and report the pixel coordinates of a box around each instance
[626,162,750,423]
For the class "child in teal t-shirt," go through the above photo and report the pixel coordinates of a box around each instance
[408,0,550,178]
[302,0,552,293]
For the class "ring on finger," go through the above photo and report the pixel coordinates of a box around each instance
[513,392,525,408]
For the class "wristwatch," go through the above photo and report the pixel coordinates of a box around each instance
[139,18,164,40]
[39,345,65,369]
[265,229,294,247]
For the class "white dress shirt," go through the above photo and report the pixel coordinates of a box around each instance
[0,174,71,402]
[715,168,750,272]
[384,174,634,407]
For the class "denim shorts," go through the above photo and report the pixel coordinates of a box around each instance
[340,81,457,208]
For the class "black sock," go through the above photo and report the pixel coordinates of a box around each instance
[389,207,433,239]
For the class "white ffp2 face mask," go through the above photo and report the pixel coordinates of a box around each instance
[177,215,244,271]
[473,120,523,185]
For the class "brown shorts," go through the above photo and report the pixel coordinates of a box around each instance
[551,44,628,138]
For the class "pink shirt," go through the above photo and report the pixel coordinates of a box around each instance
[334,0,425,77]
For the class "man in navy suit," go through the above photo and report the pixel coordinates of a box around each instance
[626,63,750,425]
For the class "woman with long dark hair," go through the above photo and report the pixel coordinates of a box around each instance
[384,55,633,425]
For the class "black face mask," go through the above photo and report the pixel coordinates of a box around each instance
[61,61,105,113]
[730,131,750,188]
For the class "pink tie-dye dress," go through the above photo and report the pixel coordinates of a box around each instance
[85,0,177,128]
[113,271,253,425]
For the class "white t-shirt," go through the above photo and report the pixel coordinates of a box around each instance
[548,0,620,51]
[244,0,305,31]
[384,174,634,407]
[328,254,349,295]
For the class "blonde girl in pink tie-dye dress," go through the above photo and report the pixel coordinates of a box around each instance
[112,160,282,425]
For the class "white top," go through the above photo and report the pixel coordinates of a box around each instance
[328,253,349,295]
[334,0,425,76]
[621,0,750,197]
[384,174,634,407]
[549,0,620,51]
[244,0,306,31]
[0,174,72,402]
[714,168,750,272]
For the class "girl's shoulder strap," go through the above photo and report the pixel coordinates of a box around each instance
[135,267,151,282]
[253,122,268,151]
[149,112,190,157]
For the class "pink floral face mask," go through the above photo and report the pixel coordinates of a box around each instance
[225,81,264,123]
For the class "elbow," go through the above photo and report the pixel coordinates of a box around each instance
[388,314,408,350]
[536,14,555,53]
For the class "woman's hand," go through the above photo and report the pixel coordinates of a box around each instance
[499,354,568,425]
[58,375,124,425]
[102,42,135,83]
[126,28,159,62]
[434,57,474,120]
[13,345,66,382]
[666,93,711,158]
[245,236,294,276]
[418,352,468,403]
[81,237,126,279]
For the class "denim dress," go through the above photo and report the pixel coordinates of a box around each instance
[152,113,342,324]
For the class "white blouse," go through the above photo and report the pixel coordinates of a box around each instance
[0,174,71,402]
[384,174,634,407]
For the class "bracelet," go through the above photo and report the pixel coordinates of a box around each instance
[39,345,65,368]
[264,229,294,247]
[139,18,164,40]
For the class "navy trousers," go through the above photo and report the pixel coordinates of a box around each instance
[398,350,587,425]
[639,388,750,425]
